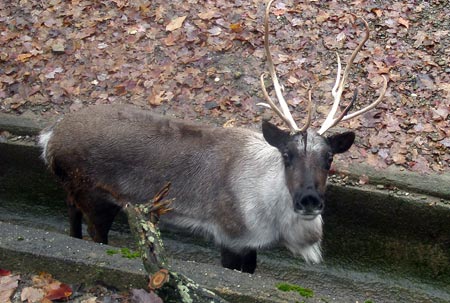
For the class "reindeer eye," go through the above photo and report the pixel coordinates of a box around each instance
[325,153,333,170]
[282,151,293,167]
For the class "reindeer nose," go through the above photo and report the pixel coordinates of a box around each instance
[294,192,324,214]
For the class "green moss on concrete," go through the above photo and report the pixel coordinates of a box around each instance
[106,248,140,259]
[276,282,313,298]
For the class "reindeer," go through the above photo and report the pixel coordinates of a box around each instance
[39,0,387,273]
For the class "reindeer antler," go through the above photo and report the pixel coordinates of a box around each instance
[259,0,312,134]
[317,17,388,135]
[258,0,388,136]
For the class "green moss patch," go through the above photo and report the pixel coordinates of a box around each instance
[276,282,314,298]
[106,248,140,259]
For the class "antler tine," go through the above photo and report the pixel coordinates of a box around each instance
[260,0,302,134]
[337,18,370,99]
[340,74,388,121]
[318,17,386,135]
[259,73,296,129]
[325,89,358,131]
[300,85,313,132]
[320,75,387,134]
[331,52,342,102]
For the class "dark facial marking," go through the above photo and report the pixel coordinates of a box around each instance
[262,121,356,218]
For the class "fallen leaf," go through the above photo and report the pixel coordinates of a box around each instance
[373,60,391,73]
[416,73,435,89]
[73,26,96,39]
[290,17,304,27]
[336,31,346,43]
[21,287,45,303]
[272,8,286,16]
[44,283,72,300]
[393,153,406,165]
[155,6,165,20]
[431,104,449,121]
[316,10,329,23]
[0,274,20,303]
[385,18,397,28]
[439,138,450,148]
[410,155,429,173]
[413,122,434,133]
[438,82,450,93]
[371,8,383,17]
[31,272,53,288]
[45,67,64,79]
[130,289,163,303]
[166,16,187,31]
[378,148,389,160]
[287,76,299,84]
[163,33,177,46]
[43,17,57,27]
[1,0,448,175]
[111,0,128,8]
[16,53,33,62]
[114,85,127,96]
[148,89,165,106]
[223,119,236,128]
[398,17,409,29]
[413,31,427,48]
[208,26,222,36]
[0,269,11,276]
[198,11,215,20]
[51,42,65,53]
[385,113,401,132]
[97,42,108,49]
[230,23,243,33]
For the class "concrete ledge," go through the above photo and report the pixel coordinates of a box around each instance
[0,222,147,289]
[345,162,450,200]
[0,221,306,303]
[0,112,49,136]
[2,221,449,303]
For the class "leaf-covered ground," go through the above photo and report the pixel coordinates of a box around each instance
[0,0,449,173]
[0,269,144,303]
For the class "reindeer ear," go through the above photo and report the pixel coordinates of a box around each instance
[262,120,290,149]
[327,131,355,154]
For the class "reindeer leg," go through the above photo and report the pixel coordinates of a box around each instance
[221,247,257,273]
[70,188,121,244]
[241,249,257,274]
[67,195,83,239]
[220,247,243,271]
[91,203,121,244]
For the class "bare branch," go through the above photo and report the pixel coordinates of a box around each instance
[125,184,228,303]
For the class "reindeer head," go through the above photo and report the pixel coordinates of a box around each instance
[262,121,355,218]
[259,0,388,218]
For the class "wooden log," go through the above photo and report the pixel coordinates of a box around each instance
[124,183,228,303]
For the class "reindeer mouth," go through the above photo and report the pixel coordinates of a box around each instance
[297,210,322,221]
